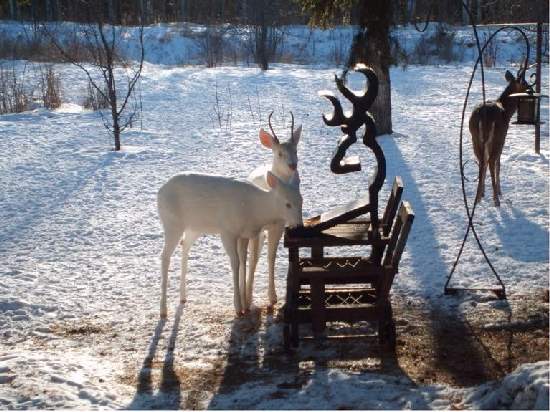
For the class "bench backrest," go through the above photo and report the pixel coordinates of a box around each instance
[383,201,414,270]
[381,177,403,237]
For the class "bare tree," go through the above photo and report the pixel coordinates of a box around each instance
[44,1,144,151]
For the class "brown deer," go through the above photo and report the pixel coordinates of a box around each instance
[469,66,528,207]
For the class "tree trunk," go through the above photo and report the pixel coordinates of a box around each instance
[139,0,148,24]
[179,0,186,21]
[348,0,393,135]
[9,0,17,20]
[31,0,38,22]
[255,2,269,70]
[110,84,121,150]
[461,0,469,25]
[107,0,115,24]
[46,0,52,20]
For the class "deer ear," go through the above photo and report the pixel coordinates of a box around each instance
[505,70,515,82]
[292,125,302,145]
[266,171,279,189]
[259,128,277,148]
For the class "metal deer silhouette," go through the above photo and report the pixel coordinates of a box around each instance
[319,64,386,226]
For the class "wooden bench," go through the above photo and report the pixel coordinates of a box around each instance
[283,180,414,350]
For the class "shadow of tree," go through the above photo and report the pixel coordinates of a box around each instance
[495,206,549,262]
[375,134,494,385]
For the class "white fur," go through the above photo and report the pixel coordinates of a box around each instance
[157,171,302,318]
[245,124,302,310]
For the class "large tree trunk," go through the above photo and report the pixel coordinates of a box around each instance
[347,1,392,135]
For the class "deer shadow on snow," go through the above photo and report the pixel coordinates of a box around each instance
[126,305,184,410]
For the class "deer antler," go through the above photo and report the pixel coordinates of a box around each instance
[289,111,294,136]
[267,111,279,143]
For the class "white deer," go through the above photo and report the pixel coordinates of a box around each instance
[469,66,528,207]
[245,112,302,310]
[157,171,303,318]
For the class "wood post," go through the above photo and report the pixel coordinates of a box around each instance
[535,21,542,154]
[311,280,326,336]
[311,247,323,261]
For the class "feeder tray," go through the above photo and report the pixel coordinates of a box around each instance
[444,286,506,300]
[510,91,543,125]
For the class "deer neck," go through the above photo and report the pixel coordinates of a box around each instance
[497,86,518,121]
[254,189,285,226]
[271,163,294,184]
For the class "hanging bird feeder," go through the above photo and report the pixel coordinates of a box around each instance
[511,88,542,125]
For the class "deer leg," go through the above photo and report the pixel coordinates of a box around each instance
[238,237,249,312]
[221,234,242,316]
[475,160,487,205]
[496,156,502,196]
[160,225,184,318]
[489,158,500,207]
[267,224,284,306]
[180,231,199,303]
[246,230,265,309]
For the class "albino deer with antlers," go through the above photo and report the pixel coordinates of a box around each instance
[246,111,302,310]
[469,66,528,207]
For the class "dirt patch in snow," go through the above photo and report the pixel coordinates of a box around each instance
[393,293,549,387]
[118,292,548,408]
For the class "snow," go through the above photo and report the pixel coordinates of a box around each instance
[0,20,542,67]
[208,361,549,410]
[0,21,549,410]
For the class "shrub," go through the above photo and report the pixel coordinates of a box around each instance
[0,64,31,114]
[39,65,62,109]
[411,23,462,64]
[82,80,109,111]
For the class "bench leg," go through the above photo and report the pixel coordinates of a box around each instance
[311,279,326,337]
[378,301,396,351]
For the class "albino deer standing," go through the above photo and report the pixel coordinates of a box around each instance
[469,66,528,207]
[246,112,302,310]
[157,171,302,318]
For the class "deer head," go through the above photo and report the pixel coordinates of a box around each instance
[504,65,529,95]
[499,64,531,117]
[259,111,302,181]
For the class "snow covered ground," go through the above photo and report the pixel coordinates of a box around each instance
[0,22,548,411]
